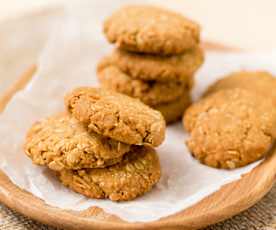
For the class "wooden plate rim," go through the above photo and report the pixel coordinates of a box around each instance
[0,11,274,226]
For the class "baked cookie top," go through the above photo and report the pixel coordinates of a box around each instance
[204,71,276,105]
[184,89,276,169]
[104,5,200,55]
[24,114,131,171]
[98,47,204,82]
[97,65,191,106]
[65,87,166,146]
[57,146,161,201]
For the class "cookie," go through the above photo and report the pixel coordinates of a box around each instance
[104,5,200,55]
[24,114,131,171]
[204,71,276,105]
[65,87,165,146]
[154,92,191,124]
[57,146,161,201]
[98,47,203,82]
[184,89,276,169]
[98,65,192,106]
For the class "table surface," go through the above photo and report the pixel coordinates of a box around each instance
[0,1,275,229]
[1,0,276,51]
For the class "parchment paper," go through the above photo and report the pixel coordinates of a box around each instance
[0,0,275,222]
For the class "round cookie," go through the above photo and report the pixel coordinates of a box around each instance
[57,146,161,201]
[97,65,192,106]
[24,114,131,171]
[204,71,276,105]
[104,5,200,55]
[98,47,204,82]
[183,89,276,169]
[154,92,191,124]
[65,87,165,146]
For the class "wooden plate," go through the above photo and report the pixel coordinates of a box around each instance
[0,7,275,230]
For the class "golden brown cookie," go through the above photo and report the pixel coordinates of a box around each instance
[57,146,161,201]
[104,5,200,55]
[97,64,192,106]
[154,92,191,124]
[24,114,131,171]
[204,71,276,105]
[98,47,203,82]
[184,89,276,169]
[65,87,165,146]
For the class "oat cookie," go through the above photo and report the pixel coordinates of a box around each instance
[57,146,161,201]
[104,5,200,55]
[98,47,203,82]
[24,113,131,171]
[184,89,276,169]
[204,71,276,105]
[98,65,192,106]
[65,87,165,146]
[154,92,191,124]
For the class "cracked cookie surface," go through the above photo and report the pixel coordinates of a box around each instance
[98,47,203,82]
[65,87,165,146]
[204,71,276,105]
[183,89,276,169]
[104,5,200,55]
[57,146,161,201]
[97,64,192,106]
[24,113,131,171]
[154,92,191,124]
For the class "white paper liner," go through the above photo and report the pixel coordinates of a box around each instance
[0,0,275,222]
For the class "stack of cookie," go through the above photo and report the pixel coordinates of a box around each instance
[97,5,204,124]
[184,71,276,169]
[24,87,165,201]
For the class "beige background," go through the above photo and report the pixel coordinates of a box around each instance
[0,0,276,50]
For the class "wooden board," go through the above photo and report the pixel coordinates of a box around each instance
[0,61,275,230]
[0,6,275,230]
